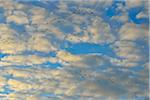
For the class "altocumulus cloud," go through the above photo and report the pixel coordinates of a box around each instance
[0,0,149,100]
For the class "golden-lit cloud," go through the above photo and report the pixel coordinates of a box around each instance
[8,79,32,91]
[7,14,29,24]
[119,23,148,41]
[111,40,143,67]
[57,50,82,62]
[0,24,26,54]
[0,55,58,66]
[28,33,56,52]
[126,0,146,8]
[66,17,115,44]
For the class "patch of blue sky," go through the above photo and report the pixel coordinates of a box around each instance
[0,85,14,94]
[135,39,149,59]
[64,42,118,58]
[39,61,62,69]
[105,4,118,18]
[99,2,125,31]
[9,22,26,33]
[0,15,5,23]
[0,7,6,23]
[13,65,32,69]
[39,92,63,98]
[129,66,146,72]
[22,51,56,57]
[134,96,149,100]
[0,53,9,59]
[128,7,149,24]
[19,0,58,12]
[3,74,14,80]
[102,1,125,19]
[0,7,4,15]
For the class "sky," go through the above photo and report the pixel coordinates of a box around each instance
[0,0,149,100]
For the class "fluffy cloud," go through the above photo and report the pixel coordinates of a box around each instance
[0,55,57,66]
[111,40,144,67]
[57,50,82,63]
[126,0,146,8]
[0,24,26,54]
[119,23,148,41]
[28,33,57,52]
[7,14,28,24]
[8,79,33,91]
[66,16,115,44]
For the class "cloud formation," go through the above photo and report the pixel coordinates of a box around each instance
[0,0,149,100]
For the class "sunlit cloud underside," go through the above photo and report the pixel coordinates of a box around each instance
[0,0,149,100]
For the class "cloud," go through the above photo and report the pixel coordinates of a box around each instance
[57,50,82,63]
[66,16,115,44]
[0,76,6,92]
[28,33,57,52]
[88,17,115,44]
[0,24,26,54]
[7,14,29,24]
[136,11,148,19]
[0,55,57,66]
[70,54,108,68]
[110,40,143,67]
[57,1,68,11]
[8,79,33,91]
[111,14,128,23]
[119,23,148,41]
[126,0,145,8]
[0,0,148,99]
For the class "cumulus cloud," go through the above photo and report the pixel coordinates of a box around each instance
[110,40,144,67]
[119,23,148,41]
[28,33,57,52]
[126,0,146,8]
[0,54,57,66]
[7,14,29,24]
[0,24,26,54]
[66,16,115,44]
[57,50,82,63]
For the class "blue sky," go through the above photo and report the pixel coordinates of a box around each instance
[0,0,149,100]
